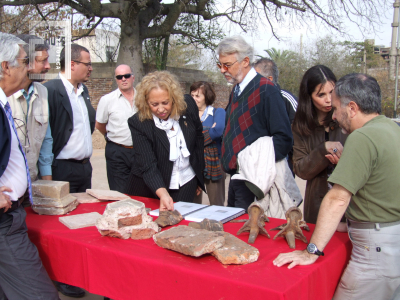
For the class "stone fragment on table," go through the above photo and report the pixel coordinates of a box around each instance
[153,225,225,257]
[96,199,159,239]
[32,198,79,215]
[70,192,100,204]
[32,194,77,208]
[59,212,102,229]
[32,180,69,199]
[212,232,259,265]
[86,189,131,201]
[188,218,224,231]
[131,222,160,240]
[155,210,183,227]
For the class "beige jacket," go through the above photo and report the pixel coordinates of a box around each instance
[8,82,49,181]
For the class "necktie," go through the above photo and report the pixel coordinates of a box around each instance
[4,102,33,204]
[233,84,241,102]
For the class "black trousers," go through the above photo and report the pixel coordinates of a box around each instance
[52,159,92,193]
[0,207,59,300]
[105,142,134,193]
[227,178,256,211]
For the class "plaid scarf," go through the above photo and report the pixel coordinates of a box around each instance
[203,126,222,181]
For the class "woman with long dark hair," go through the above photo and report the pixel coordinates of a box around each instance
[292,65,347,224]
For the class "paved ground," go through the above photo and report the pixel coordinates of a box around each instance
[59,143,306,299]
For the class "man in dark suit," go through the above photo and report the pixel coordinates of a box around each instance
[44,44,95,194]
[44,43,95,298]
[0,32,59,300]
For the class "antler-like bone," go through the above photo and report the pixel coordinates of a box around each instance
[237,206,270,243]
[271,207,309,249]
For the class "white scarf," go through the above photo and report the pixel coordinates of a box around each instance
[153,114,190,161]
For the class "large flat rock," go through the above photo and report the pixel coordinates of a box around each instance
[86,189,131,201]
[59,212,102,229]
[70,193,100,203]
[32,194,77,208]
[212,232,259,265]
[32,180,69,199]
[153,225,225,257]
[32,199,79,215]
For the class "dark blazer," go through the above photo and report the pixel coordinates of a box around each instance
[0,104,11,177]
[44,79,95,161]
[124,95,205,199]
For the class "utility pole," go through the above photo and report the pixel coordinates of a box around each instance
[390,0,400,79]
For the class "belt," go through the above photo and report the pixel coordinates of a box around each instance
[347,218,400,230]
[61,158,90,164]
[108,140,133,149]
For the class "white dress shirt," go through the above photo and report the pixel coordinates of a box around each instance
[57,73,92,160]
[0,88,28,201]
[96,88,137,146]
[238,67,257,96]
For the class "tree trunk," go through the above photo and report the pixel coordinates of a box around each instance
[160,34,170,70]
[117,18,144,86]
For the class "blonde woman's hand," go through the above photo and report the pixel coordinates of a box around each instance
[156,188,174,211]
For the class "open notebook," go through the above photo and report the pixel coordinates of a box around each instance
[150,202,245,224]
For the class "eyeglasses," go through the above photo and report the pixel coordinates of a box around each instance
[73,60,92,67]
[115,74,133,80]
[216,60,238,71]
[13,117,30,149]
[17,56,29,66]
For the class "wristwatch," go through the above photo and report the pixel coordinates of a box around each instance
[307,243,324,256]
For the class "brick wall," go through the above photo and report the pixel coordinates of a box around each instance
[50,63,231,110]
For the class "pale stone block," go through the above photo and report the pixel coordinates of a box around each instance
[212,232,259,265]
[32,180,69,199]
[86,189,131,201]
[70,193,100,203]
[32,194,77,208]
[32,199,79,215]
[153,225,225,257]
[59,212,102,229]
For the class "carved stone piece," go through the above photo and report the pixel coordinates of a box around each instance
[237,206,270,244]
[96,199,159,239]
[153,225,225,257]
[131,225,158,240]
[32,180,69,199]
[155,210,183,227]
[86,189,131,201]
[188,218,224,231]
[271,207,310,249]
[212,232,259,265]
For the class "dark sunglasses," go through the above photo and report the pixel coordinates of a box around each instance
[115,73,133,80]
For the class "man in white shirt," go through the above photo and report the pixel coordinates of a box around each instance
[0,32,59,300]
[95,64,137,192]
[43,43,95,298]
[8,34,53,183]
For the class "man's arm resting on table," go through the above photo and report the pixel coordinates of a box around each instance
[273,184,351,269]
[95,121,107,136]
[0,187,12,212]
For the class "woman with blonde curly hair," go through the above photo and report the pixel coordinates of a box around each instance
[124,71,205,211]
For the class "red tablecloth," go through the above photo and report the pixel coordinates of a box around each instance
[26,197,351,300]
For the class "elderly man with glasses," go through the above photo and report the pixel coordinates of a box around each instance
[95,64,137,192]
[43,43,95,298]
[217,36,293,211]
[7,34,53,187]
[0,32,59,300]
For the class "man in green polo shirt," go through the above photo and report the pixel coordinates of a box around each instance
[273,73,400,300]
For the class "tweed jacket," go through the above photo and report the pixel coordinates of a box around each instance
[292,121,347,224]
[44,79,95,162]
[124,95,205,198]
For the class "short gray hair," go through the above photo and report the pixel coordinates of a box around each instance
[216,36,254,63]
[253,58,279,84]
[0,33,26,80]
[335,73,381,114]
